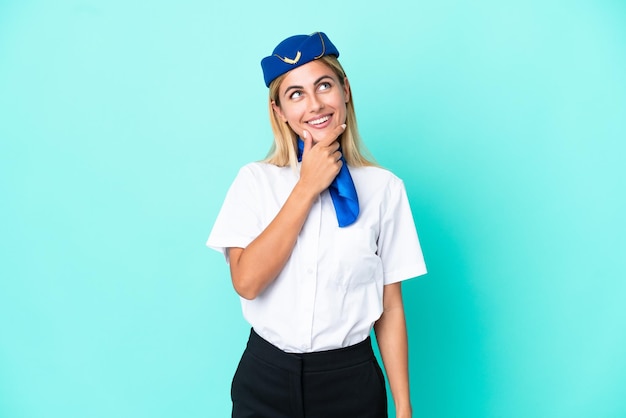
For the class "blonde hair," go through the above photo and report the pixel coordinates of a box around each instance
[263,55,376,169]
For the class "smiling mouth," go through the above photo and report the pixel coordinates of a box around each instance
[307,115,331,126]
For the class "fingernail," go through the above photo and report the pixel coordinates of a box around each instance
[341,124,347,129]
[303,130,308,139]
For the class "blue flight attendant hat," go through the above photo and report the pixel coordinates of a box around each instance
[261,32,340,87]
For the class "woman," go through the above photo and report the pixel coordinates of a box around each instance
[207,32,427,418]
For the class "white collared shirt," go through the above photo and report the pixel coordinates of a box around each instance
[207,162,426,353]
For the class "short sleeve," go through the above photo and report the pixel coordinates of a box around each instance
[206,165,264,263]
[377,176,427,284]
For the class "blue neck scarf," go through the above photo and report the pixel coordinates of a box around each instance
[297,138,359,227]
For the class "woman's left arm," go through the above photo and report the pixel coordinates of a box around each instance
[374,282,412,418]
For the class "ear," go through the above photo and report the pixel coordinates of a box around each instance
[343,77,351,104]
[271,100,287,122]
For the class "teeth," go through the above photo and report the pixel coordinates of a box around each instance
[308,115,329,125]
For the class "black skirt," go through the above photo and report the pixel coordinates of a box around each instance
[231,328,388,418]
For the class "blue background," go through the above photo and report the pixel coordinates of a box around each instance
[1,0,625,417]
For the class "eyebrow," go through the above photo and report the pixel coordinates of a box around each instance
[283,75,335,98]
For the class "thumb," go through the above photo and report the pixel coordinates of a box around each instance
[302,130,313,155]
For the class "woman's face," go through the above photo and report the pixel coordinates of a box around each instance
[272,60,350,140]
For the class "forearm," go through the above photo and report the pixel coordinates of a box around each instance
[230,126,346,300]
[374,282,412,417]
[229,182,316,299]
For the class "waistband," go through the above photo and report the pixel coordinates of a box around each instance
[245,328,375,374]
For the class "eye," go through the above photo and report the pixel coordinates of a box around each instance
[289,90,303,100]
[318,82,332,91]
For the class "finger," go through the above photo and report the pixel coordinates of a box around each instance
[302,130,313,155]
[326,140,340,155]
[316,123,347,147]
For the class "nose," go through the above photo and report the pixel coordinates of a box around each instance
[308,94,324,113]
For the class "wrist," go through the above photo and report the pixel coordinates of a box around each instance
[395,402,412,418]
[293,180,320,203]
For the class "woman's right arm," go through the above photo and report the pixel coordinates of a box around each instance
[228,126,345,300]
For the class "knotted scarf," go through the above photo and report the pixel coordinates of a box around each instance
[297,138,359,227]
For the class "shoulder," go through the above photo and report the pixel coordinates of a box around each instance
[237,161,274,175]
[230,162,298,193]
[349,166,413,216]
[233,161,292,181]
[349,165,406,190]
